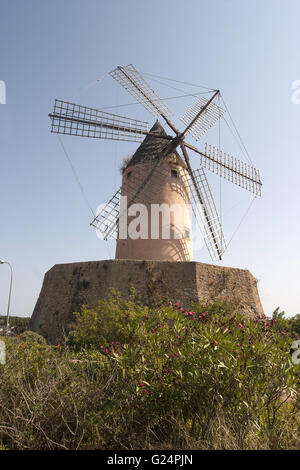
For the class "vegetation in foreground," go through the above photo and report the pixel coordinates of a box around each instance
[0,290,299,450]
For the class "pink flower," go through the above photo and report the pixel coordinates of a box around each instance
[237,323,243,328]
[185,311,193,317]
[179,307,183,312]
[168,301,173,306]
[175,302,180,307]
[142,389,147,394]
[281,331,286,335]
[151,329,156,333]
[188,311,193,316]
[170,353,175,357]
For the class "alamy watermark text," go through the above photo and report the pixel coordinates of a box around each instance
[291,80,300,104]
[0,80,6,104]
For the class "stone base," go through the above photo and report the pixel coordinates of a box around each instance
[30,259,264,344]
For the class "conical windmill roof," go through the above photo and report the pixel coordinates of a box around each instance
[125,120,185,169]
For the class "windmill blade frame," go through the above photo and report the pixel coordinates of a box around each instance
[180,143,226,261]
[185,141,262,196]
[91,188,122,240]
[109,64,173,119]
[185,167,226,261]
[181,95,225,141]
[49,99,150,143]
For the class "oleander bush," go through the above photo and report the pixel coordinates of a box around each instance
[0,290,299,450]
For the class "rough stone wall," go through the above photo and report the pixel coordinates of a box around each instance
[30,260,264,344]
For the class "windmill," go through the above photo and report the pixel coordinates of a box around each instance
[49,64,262,262]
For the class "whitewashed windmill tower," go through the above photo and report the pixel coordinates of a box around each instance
[115,121,193,261]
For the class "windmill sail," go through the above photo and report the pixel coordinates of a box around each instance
[109,64,173,118]
[91,187,121,240]
[49,99,149,143]
[184,167,226,261]
[181,96,225,141]
[185,142,262,196]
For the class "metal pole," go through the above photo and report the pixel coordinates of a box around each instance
[0,261,13,332]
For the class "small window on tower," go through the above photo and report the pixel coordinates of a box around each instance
[171,169,178,178]
[185,227,191,240]
[127,171,132,179]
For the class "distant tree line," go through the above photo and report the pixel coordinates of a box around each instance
[0,316,30,334]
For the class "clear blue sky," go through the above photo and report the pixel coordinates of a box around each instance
[0,0,299,318]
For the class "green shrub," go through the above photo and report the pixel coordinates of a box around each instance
[20,330,47,345]
[0,293,299,450]
[67,293,300,449]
